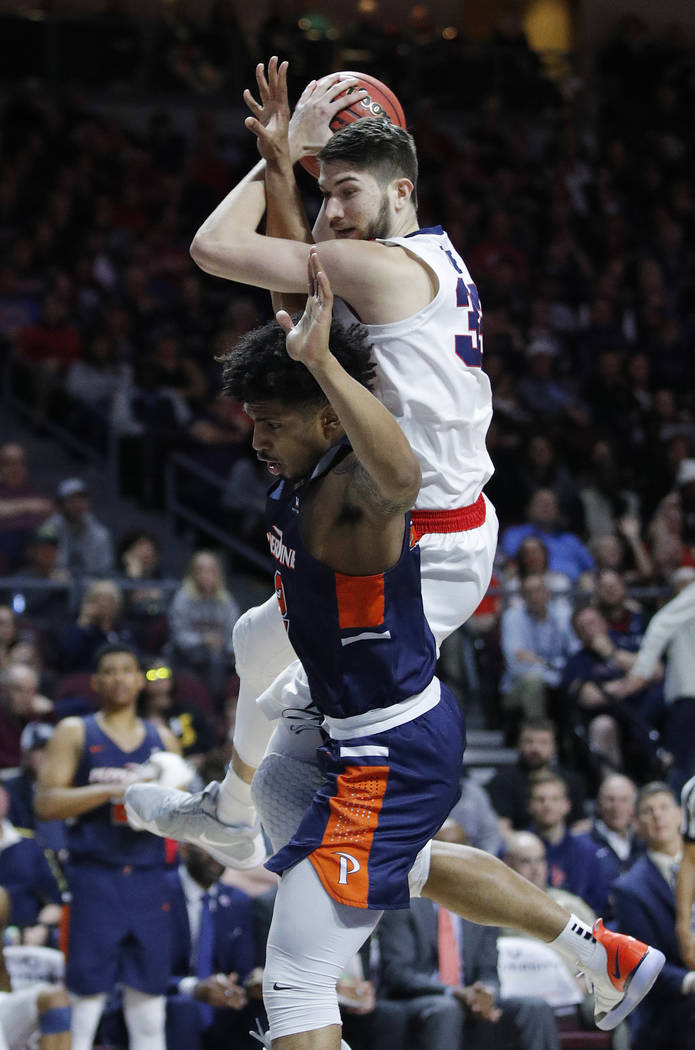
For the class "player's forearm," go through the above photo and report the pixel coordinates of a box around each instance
[34,783,124,820]
[190,161,267,275]
[310,354,421,508]
[265,160,313,314]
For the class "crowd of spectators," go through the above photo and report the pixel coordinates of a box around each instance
[0,7,695,1050]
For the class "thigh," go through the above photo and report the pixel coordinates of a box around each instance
[419,499,498,649]
[120,870,172,995]
[65,867,123,995]
[265,859,380,986]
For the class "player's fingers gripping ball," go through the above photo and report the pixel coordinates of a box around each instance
[300,72,406,178]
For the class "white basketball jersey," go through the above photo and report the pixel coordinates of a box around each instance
[334,225,493,510]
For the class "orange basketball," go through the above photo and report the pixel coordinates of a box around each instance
[299,72,407,178]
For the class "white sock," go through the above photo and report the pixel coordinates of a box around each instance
[551,914,604,973]
[218,762,256,825]
[70,993,106,1050]
[122,988,166,1050]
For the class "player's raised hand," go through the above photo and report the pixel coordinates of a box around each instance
[289,73,368,162]
[276,248,333,370]
[243,56,292,164]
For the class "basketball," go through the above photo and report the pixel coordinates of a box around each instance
[300,72,407,178]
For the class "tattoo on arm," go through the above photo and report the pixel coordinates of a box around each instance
[335,456,411,519]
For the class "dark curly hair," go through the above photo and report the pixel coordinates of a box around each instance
[318,119,418,208]
[218,314,377,408]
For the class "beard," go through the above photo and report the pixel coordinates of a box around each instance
[364,193,392,241]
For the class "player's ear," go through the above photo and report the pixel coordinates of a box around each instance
[319,404,341,438]
[393,177,414,211]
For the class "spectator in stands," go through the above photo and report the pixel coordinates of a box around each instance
[139,661,213,767]
[16,294,81,417]
[527,772,607,913]
[606,567,695,793]
[486,717,587,833]
[577,437,640,543]
[7,524,72,647]
[165,843,262,1050]
[501,489,595,582]
[501,535,572,611]
[377,892,560,1050]
[562,605,661,777]
[0,664,53,770]
[65,333,131,413]
[588,774,643,922]
[613,782,692,1050]
[499,573,577,722]
[44,478,114,579]
[117,530,169,652]
[0,783,61,930]
[59,579,136,673]
[676,458,695,551]
[593,568,646,649]
[0,605,21,669]
[647,491,687,585]
[167,551,239,701]
[4,722,65,854]
[0,443,53,572]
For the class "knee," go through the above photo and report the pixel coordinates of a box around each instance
[231,607,257,676]
[123,990,165,1039]
[263,942,340,1040]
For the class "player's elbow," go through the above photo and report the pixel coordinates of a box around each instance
[189,232,214,272]
[34,788,59,821]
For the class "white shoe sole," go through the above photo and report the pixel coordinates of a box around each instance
[595,946,666,1031]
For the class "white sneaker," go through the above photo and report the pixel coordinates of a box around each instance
[124,781,267,870]
[588,919,665,1030]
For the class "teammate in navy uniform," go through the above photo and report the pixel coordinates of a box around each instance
[128,253,664,1050]
[35,643,182,1050]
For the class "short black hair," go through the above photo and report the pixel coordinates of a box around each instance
[219,315,376,409]
[318,119,418,208]
[93,642,141,671]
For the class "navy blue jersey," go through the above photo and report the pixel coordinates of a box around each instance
[265,440,437,720]
[67,714,166,867]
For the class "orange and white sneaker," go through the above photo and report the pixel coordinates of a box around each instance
[588,919,665,1031]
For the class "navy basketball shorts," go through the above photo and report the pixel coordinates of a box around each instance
[65,862,171,995]
[266,683,466,910]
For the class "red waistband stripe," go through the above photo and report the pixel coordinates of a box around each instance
[410,493,486,540]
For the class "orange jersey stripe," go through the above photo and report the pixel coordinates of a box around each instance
[310,764,389,908]
[334,572,385,630]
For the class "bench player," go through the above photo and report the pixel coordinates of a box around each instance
[125,56,498,871]
[35,644,183,1050]
[128,254,664,1048]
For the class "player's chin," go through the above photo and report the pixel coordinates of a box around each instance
[333,228,359,239]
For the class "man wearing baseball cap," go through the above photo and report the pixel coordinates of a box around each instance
[43,479,114,578]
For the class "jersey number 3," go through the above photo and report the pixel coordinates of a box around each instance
[454,278,483,367]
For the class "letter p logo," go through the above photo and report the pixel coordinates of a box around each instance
[334,851,361,885]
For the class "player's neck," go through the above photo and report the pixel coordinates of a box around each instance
[98,704,139,729]
[389,209,419,238]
